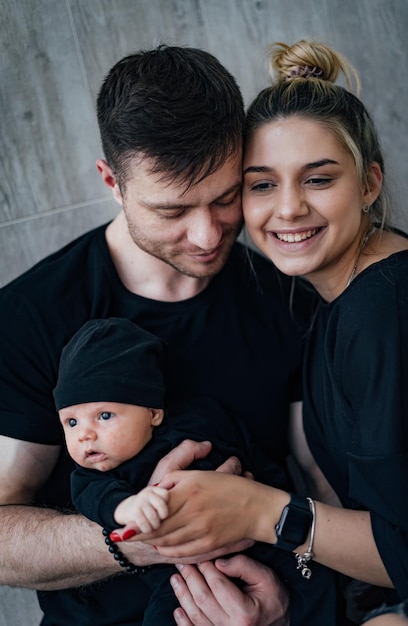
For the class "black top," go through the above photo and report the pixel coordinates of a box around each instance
[0,224,316,625]
[304,250,408,600]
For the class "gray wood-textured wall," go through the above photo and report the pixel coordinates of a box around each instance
[0,0,407,622]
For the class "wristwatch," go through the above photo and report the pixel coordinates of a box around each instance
[274,493,312,551]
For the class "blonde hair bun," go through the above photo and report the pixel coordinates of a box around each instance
[267,39,360,93]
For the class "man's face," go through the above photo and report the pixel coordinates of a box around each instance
[117,153,243,279]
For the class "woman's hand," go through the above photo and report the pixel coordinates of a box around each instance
[109,442,253,558]
[138,470,284,557]
[170,555,289,626]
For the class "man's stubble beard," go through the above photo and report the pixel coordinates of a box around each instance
[125,218,243,279]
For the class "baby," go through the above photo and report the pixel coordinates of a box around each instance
[54,317,339,625]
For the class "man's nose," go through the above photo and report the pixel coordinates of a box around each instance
[186,208,223,249]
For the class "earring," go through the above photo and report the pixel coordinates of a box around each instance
[362,204,370,213]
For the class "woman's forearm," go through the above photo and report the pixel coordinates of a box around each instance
[251,486,393,588]
[298,502,392,587]
[151,471,393,588]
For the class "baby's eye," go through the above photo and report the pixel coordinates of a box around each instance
[68,418,77,428]
[99,411,114,421]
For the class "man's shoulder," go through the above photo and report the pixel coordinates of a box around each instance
[2,223,108,296]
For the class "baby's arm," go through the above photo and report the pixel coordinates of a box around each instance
[114,485,169,534]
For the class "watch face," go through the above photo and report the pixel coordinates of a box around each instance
[276,505,311,545]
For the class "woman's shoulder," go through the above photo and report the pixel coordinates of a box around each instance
[350,227,408,293]
[359,228,408,276]
[328,246,408,324]
[362,247,408,284]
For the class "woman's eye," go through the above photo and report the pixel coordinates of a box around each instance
[100,411,114,421]
[68,418,77,428]
[307,177,333,186]
[251,181,275,192]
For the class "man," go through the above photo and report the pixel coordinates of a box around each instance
[0,45,315,625]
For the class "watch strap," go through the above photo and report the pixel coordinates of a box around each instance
[274,493,313,551]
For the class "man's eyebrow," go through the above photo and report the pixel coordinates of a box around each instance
[142,200,194,210]
[142,182,241,210]
[243,159,339,176]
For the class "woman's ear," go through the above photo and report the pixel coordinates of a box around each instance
[150,408,164,426]
[96,159,123,206]
[363,162,383,207]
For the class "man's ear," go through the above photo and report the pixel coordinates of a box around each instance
[151,408,164,426]
[96,159,123,206]
[363,162,383,207]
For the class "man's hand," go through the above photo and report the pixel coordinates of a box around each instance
[148,439,243,486]
[170,554,289,626]
[148,439,214,486]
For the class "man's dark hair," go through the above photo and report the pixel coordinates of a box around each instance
[96,44,244,190]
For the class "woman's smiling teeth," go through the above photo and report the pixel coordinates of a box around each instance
[275,228,319,242]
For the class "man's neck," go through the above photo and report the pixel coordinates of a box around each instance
[105,212,212,302]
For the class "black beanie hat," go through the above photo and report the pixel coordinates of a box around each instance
[53,318,165,411]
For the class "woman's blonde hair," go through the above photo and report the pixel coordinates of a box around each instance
[245,40,390,228]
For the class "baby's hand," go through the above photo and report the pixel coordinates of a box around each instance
[113,486,169,537]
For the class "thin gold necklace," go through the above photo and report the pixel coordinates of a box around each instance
[346,227,376,288]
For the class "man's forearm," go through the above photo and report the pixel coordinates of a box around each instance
[0,441,231,590]
[0,505,162,590]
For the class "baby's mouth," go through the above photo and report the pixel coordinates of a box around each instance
[85,449,105,462]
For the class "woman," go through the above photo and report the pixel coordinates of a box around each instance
[125,40,408,624]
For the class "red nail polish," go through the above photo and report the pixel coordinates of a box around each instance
[153,483,159,486]
[110,531,122,542]
[153,545,158,550]
[122,529,137,540]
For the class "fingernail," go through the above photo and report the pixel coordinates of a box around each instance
[122,529,137,540]
[110,531,122,542]
[153,545,158,550]
[175,563,184,571]
[170,574,180,588]
[153,482,160,486]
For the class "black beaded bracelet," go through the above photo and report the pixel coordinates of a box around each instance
[102,528,152,575]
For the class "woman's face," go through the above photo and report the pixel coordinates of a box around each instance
[243,117,378,299]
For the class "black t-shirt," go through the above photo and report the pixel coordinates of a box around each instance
[0,224,316,624]
[304,250,408,601]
